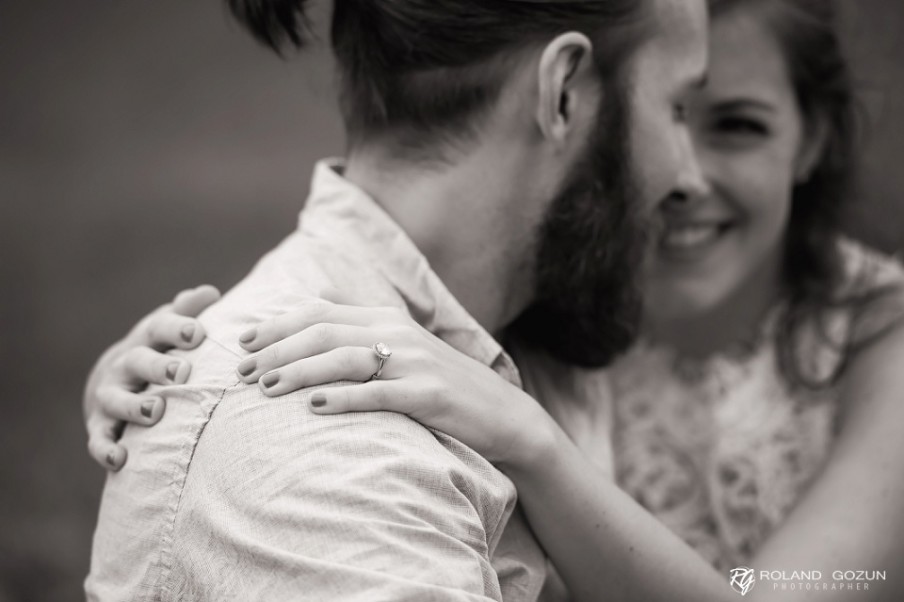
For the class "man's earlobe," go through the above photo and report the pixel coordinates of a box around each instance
[536,32,594,144]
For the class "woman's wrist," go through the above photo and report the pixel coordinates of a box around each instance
[495,392,562,476]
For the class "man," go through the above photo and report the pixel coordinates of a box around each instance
[86,0,708,599]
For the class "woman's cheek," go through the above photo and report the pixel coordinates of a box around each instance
[738,161,794,248]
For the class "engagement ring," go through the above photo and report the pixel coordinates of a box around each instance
[369,342,392,381]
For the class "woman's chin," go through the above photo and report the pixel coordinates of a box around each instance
[643,282,728,325]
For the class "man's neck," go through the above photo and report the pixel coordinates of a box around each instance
[343,147,537,337]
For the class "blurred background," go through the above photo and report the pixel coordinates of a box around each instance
[1,1,903,600]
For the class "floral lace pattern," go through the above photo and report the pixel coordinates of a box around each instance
[610,328,836,571]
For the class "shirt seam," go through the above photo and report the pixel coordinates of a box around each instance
[155,374,244,602]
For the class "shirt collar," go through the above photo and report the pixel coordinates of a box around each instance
[299,159,522,387]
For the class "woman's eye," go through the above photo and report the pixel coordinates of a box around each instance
[714,116,768,136]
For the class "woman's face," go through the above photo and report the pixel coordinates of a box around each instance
[642,6,822,322]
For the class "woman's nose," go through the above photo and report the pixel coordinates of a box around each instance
[675,133,711,202]
[660,138,712,215]
[661,190,696,213]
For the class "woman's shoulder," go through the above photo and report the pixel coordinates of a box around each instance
[834,237,904,347]
[778,237,904,386]
[835,236,904,294]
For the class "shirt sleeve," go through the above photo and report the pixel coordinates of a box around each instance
[164,382,528,601]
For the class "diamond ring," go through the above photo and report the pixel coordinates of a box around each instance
[369,342,392,381]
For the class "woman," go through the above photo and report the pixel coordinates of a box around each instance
[84,0,904,600]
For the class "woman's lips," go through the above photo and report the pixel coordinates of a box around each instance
[657,220,734,261]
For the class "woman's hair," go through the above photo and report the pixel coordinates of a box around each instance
[227,0,651,152]
[711,0,903,388]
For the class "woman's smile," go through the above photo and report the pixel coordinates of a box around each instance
[655,214,737,264]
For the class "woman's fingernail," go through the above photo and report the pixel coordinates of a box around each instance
[310,392,327,408]
[105,451,118,466]
[140,399,156,419]
[239,329,256,344]
[166,362,180,381]
[261,372,280,388]
[237,359,256,377]
[181,324,196,343]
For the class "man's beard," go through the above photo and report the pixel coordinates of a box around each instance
[510,76,647,368]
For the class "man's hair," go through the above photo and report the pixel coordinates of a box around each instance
[227,0,651,152]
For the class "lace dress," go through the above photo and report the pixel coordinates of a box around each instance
[527,240,904,598]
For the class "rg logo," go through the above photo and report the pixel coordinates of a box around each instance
[730,567,756,596]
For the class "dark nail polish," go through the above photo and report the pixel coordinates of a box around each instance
[105,451,117,466]
[311,392,327,408]
[239,329,257,344]
[261,372,280,388]
[141,400,156,419]
[166,362,180,381]
[141,399,157,418]
[181,324,196,343]
[237,359,256,377]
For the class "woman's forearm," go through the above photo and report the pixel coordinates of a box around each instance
[505,418,732,602]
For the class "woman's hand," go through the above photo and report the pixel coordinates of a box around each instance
[84,285,220,470]
[237,302,554,467]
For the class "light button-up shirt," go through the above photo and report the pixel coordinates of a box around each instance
[86,160,546,601]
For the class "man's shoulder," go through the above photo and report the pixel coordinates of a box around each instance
[197,231,402,357]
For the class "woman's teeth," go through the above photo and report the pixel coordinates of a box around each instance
[660,223,724,249]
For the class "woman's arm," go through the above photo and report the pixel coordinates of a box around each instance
[235,303,732,600]
[740,322,904,598]
[510,419,731,601]
[240,301,904,601]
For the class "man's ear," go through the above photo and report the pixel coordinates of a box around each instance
[536,32,596,144]
[794,114,829,184]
